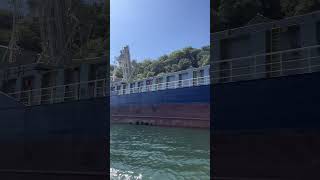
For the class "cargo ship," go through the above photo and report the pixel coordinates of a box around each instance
[212,11,320,179]
[110,46,210,128]
[0,52,109,180]
[0,0,108,179]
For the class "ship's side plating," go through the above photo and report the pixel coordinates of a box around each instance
[0,60,109,180]
[111,65,210,128]
[212,11,320,179]
[0,95,108,180]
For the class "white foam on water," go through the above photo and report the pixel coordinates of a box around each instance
[110,168,143,180]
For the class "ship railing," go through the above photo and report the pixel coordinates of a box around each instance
[212,44,320,84]
[7,79,108,106]
[112,76,210,96]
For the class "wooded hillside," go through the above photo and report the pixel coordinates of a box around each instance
[213,0,320,32]
[111,46,210,80]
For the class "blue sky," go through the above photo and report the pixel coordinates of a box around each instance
[110,0,210,63]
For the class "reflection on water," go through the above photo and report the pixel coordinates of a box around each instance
[110,124,210,180]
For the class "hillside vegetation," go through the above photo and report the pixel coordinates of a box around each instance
[111,46,210,80]
[213,0,320,32]
[0,0,106,58]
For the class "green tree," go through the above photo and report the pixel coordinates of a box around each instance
[215,0,283,31]
[113,46,210,80]
[178,58,192,70]
[280,0,320,17]
[114,67,123,78]
[198,55,210,66]
[219,0,264,28]
[25,0,106,57]
[171,64,179,72]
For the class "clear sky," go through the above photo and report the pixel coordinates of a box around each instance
[110,0,210,63]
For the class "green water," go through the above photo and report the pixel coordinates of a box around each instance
[110,124,210,180]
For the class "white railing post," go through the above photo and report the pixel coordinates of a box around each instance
[230,61,233,82]
[280,52,283,76]
[104,79,107,96]
[50,88,54,104]
[111,76,210,96]
[63,85,66,102]
[253,56,257,79]
[38,89,41,105]
[94,80,97,98]
[308,48,311,73]
[28,91,31,106]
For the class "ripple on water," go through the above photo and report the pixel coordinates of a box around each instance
[110,124,210,179]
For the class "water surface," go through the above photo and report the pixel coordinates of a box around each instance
[110,124,210,180]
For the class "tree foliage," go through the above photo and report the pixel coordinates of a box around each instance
[213,0,320,32]
[0,0,106,57]
[280,0,320,17]
[111,46,210,80]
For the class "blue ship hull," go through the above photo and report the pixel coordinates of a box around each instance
[111,85,210,128]
[0,93,108,179]
[212,72,320,179]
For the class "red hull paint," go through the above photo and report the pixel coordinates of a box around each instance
[111,103,210,128]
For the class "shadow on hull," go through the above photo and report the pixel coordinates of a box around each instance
[212,72,320,179]
[0,94,109,180]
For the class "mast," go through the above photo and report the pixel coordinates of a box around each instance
[37,0,78,66]
[1,0,22,64]
[116,45,132,82]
